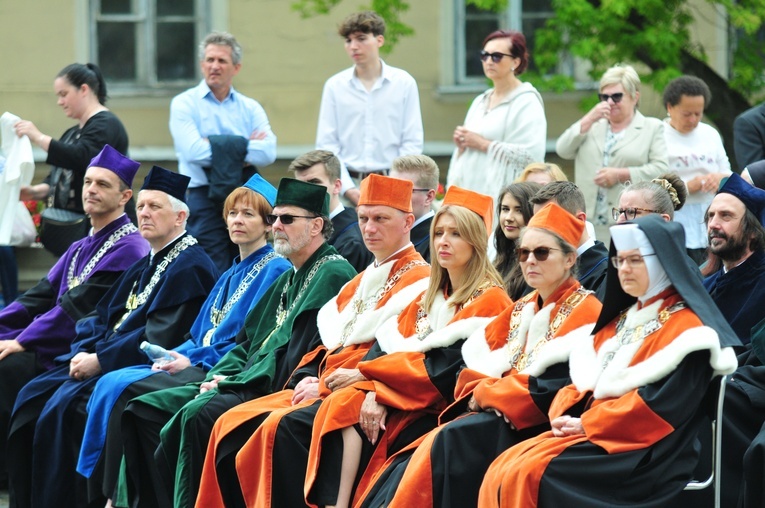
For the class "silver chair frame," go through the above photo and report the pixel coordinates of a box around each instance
[683,374,727,508]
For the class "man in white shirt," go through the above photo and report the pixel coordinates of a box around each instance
[316,11,424,206]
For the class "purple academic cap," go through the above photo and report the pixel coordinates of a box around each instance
[88,144,140,187]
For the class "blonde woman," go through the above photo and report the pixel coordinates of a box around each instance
[556,64,668,234]
[515,162,568,185]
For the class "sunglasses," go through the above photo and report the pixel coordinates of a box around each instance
[611,207,659,221]
[597,92,624,103]
[412,188,432,193]
[265,214,317,225]
[479,50,514,63]
[516,246,561,262]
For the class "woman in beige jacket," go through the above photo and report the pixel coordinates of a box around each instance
[556,64,668,239]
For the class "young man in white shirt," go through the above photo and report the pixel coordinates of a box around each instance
[316,11,424,205]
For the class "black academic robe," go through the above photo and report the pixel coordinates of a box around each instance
[411,215,433,263]
[703,250,765,344]
[7,234,217,508]
[330,207,372,273]
[720,347,765,508]
[577,240,608,299]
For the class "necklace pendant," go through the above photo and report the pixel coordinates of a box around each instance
[341,317,358,344]
[516,353,529,372]
[127,294,138,311]
[211,309,222,327]
[69,276,80,289]
[414,309,432,341]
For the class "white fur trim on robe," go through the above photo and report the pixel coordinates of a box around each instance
[568,299,739,400]
[376,291,496,354]
[317,259,429,349]
[462,300,573,378]
[522,324,595,378]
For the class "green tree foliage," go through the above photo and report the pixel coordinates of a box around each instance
[291,0,413,53]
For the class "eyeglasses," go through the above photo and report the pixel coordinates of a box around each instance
[597,92,624,103]
[611,207,660,221]
[265,214,317,225]
[479,50,514,63]
[412,188,432,193]
[517,246,561,262]
[611,253,656,268]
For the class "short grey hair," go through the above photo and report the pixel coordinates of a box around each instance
[167,194,190,228]
[199,32,242,65]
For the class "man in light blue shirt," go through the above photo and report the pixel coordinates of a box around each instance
[170,31,277,272]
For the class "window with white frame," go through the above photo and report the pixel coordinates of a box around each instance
[455,0,559,85]
[91,0,210,90]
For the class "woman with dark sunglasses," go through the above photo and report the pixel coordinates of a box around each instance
[556,64,668,241]
[479,215,738,507]
[356,202,601,508]
[446,30,546,200]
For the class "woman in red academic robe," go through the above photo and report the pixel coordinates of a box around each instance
[359,202,603,508]
[478,215,739,507]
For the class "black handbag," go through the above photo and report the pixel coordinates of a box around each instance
[40,207,90,257]
[39,165,90,256]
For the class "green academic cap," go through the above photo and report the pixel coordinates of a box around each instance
[275,178,329,216]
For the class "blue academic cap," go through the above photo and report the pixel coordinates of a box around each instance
[717,172,765,225]
[242,174,277,207]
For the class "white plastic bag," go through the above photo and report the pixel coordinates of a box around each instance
[7,202,36,247]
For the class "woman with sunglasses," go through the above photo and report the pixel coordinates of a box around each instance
[446,30,546,198]
[356,203,601,508]
[614,173,687,224]
[478,215,739,507]
[556,64,668,239]
[493,181,541,299]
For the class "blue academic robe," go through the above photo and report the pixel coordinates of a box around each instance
[76,244,290,477]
